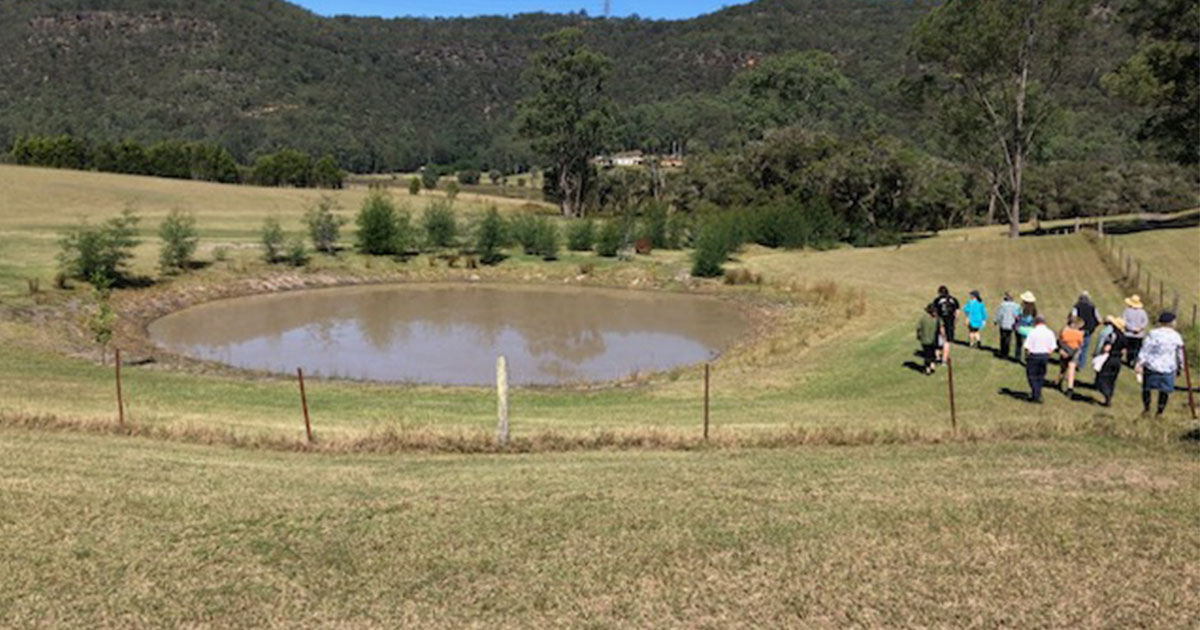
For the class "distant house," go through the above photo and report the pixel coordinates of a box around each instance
[611,151,644,167]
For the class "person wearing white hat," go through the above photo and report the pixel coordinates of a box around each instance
[1121,295,1148,367]
[1014,292,1038,365]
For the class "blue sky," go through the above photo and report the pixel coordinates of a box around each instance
[292,1,746,20]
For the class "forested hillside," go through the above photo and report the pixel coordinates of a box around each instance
[0,0,1136,173]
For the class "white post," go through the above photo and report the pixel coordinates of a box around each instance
[496,356,509,447]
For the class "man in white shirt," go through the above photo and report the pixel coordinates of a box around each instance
[1136,312,1185,416]
[1022,315,1058,403]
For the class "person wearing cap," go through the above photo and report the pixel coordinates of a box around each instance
[994,292,1021,361]
[931,286,960,361]
[1022,315,1057,403]
[916,304,940,375]
[1069,291,1102,375]
[1135,312,1186,417]
[963,290,988,349]
[1095,316,1127,407]
[1015,292,1038,365]
[1121,295,1149,367]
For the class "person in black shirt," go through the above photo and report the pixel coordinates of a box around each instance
[931,286,960,361]
[931,286,960,362]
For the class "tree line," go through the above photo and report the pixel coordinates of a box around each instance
[7,135,345,189]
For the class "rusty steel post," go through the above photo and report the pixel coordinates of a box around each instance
[297,367,313,443]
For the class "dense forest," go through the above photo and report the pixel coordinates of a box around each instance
[0,0,1195,232]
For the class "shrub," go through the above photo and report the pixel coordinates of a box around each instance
[640,201,669,249]
[457,169,481,185]
[509,214,540,254]
[422,200,458,249]
[489,170,503,185]
[157,208,199,274]
[285,236,309,267]
[665,213,692,249]
[476,207,506,265]
[304,196,346,253]
[566,219,595,251]
[408,176,421,196]
[595,220,626,258]
[57,208,141,285]
[691,214,743,278]
[261,216,286,262]
[421,167,439,190]
[445,181,460,201]
[532,217,560,261]
[356,192,408,255]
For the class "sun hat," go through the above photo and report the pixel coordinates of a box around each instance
[1106,315,1126,332]
[1125,295,1143,309]
[1159,311,1176,324]
[1020,291,1036,303]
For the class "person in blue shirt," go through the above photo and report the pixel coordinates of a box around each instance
[963,290,988,349]
[993,292,1022,360]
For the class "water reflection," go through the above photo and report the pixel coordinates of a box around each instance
[149,284,746,385]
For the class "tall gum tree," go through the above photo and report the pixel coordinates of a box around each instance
[519,28,614,218]
[911,0,1088,238]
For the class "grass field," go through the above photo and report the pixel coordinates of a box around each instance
[1,166,1198,626]
[1,165,1198,445]
[1,429,1197,628]
[1110,222,1200,315]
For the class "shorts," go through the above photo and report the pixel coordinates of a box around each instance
[968,325,982,333]
[1143,370,1176,393]
[1060,346,1082,363]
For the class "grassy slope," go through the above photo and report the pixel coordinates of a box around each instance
[1111,225,1200,312]
[2,166,1198,443]
[0,165,550,297]
[0,429,1196,629]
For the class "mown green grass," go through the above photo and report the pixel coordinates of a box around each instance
[2,165,1197,445]
[0,429,1196,628]
[1111,224,1200,313]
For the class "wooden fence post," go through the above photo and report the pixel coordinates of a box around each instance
[1183,345,1197,420]
[703,363,711,441]
[115,348,125,432]
[496,356,509,447]
[947,357,958,433]
[1159,280,1164,310]
[297,367,313,444]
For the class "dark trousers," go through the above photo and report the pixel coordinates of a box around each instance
[1015,333,1027,363]
[1026,353,1050,401]
[941,318,957,343]
[922,344,937,371]
[998,328,1013,359]
[1125,337,1143,366]
[1096,362,1120,404]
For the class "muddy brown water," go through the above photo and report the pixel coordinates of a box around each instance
[148,284,748,386]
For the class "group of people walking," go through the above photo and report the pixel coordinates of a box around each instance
[917,286,1189,416]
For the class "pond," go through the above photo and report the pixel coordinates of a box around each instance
[148,284,748,386]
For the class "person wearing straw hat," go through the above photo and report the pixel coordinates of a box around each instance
[1136,312,1185,417]
[1015,292,1038,364]
[1121,295,1149,367]
[1095,315,1128,407]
